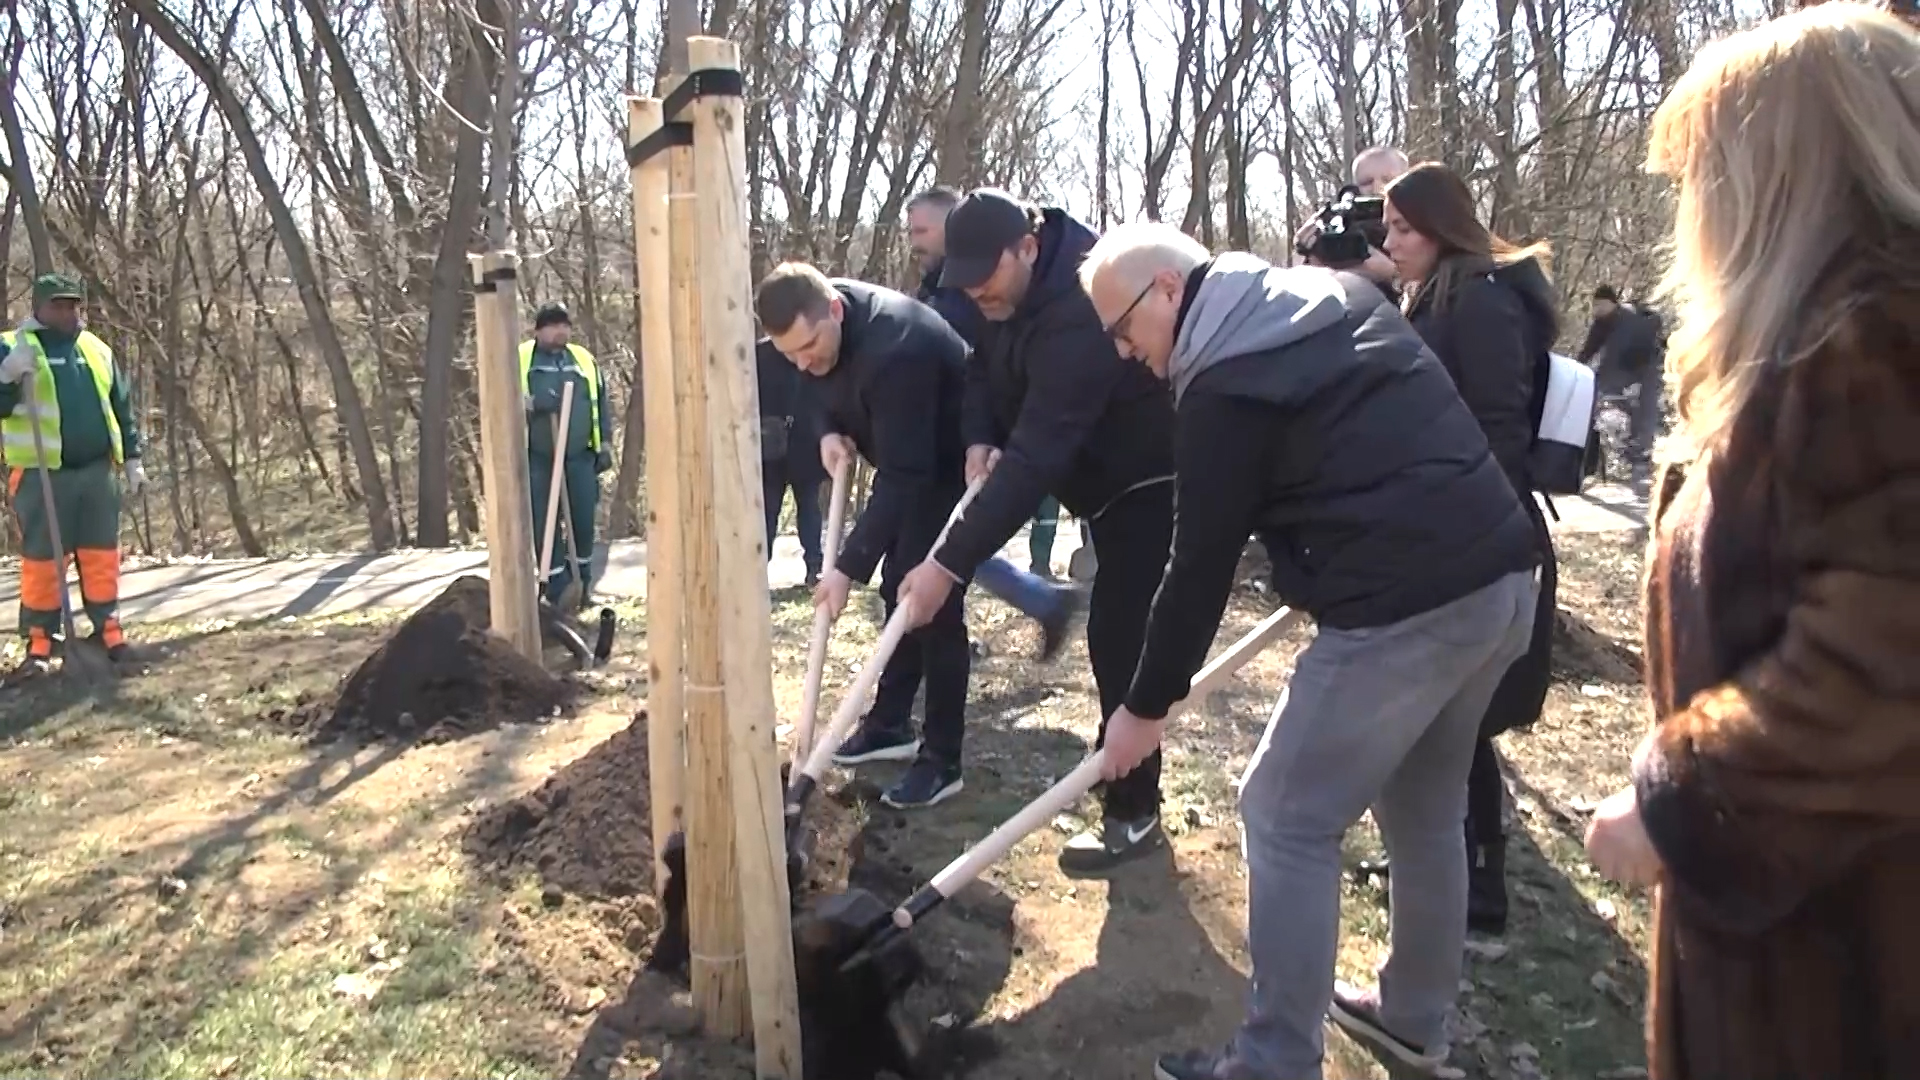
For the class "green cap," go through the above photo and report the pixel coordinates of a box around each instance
[31,273,85,304]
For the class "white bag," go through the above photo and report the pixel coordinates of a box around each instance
[1529,351,1598,495]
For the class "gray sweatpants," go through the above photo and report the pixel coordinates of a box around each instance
[1231,570,1537,1079]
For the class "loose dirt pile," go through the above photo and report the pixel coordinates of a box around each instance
[1552,606,1644,684]
[286,576,576,745]
[467,717,662,900]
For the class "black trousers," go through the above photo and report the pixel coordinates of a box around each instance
[1467,498,1556,847]
[866,494,972,766]
[1086,481,1176,822]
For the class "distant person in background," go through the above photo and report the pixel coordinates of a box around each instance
[521,304,613,607]
[0,273,147,681]
[1384,161,1562,937]
[1576,284,1666,484]
[1584,7,1920,1077]
[1029,495,1060,577]
[905,185,1080,656]
[755,338,826,586]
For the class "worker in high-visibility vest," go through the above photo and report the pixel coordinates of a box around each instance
[0,273,147,680]
[520,304,613,607]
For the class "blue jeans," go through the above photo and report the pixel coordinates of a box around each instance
[973,556,1063,623]
[763,465,824,577]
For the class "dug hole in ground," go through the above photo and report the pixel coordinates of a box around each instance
[0,536,1654,1080]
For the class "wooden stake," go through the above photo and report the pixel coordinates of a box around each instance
[537,381,577,591]
[627,96,687,900]
[687,35,803,1080]
[470,251,541,658]
[663,72,751,1039]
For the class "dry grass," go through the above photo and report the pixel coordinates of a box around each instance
[0,530,1652,1079]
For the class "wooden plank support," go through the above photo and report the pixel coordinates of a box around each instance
[686,35,804,1080]
[627,96,688,902]
[469,251,541,659]
[660,71,752,1040]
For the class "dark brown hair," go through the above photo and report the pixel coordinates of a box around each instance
[754,262,837,334]
[1385,161,1552,313]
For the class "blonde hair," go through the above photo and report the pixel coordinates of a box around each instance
[1649,3,1920,453]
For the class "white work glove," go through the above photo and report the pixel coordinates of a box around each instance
[124,459,148,496]
[0,317,40,385]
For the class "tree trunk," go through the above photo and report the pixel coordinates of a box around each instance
[125,0,397,549]
[0,18,52,274]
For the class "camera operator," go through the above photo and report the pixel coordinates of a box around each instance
[1294,146,1409,290]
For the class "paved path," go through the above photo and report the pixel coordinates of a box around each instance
[0,485,1646,624]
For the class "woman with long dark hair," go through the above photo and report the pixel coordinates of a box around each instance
[1375,162,1559,937]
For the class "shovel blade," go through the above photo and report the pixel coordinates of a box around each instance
[793,888,927,1079]
[646,831,690,974]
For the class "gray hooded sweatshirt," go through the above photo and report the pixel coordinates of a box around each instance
[1167,252,1350,405]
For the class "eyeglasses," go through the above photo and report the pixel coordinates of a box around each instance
[1102,282,1155,341]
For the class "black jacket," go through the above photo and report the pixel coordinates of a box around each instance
[1577,303,1664,386]
[1407,256,1558,499]
[916,261,985,351]
[1126,262,1540,718]
[936,208,1177,575]
[756,339,829,487]
[805,280,970,585]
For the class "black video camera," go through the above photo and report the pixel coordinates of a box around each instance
[1296,185,1387,268]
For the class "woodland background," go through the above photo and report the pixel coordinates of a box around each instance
[0,0,1786,557]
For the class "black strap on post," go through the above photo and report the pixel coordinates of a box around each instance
[625,121,692,168]
[625,66,746,169]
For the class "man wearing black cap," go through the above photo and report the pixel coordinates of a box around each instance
[1575,285,1666,483]
[520,304,614,606]
[893,188,1179,874]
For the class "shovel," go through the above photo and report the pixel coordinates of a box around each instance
[789,460,854,771]
[792,603,1307,1079]
[650,474,986,975]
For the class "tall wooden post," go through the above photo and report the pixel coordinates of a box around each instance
[469,251,540,658]
[662,72,750,1038]
[627,96,687,901]
[686,36,804,1079]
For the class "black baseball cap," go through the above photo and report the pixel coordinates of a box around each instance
[938,188,1038,291]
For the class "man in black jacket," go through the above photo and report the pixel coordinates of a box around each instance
[907,185,1081,650]
[1077,224,1538,1080]
[755,339,827,585]
[755,262,973,809]
[894,188,1178,875]
[1577,284,1666,482]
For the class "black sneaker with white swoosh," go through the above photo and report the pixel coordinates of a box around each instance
[1057,813,1164,877]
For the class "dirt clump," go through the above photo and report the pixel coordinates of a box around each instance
[467,717,660,900]
[1552,606,1644,684]
[297,575,576,745]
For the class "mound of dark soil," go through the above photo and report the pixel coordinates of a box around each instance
[301,575,575,744]
[1552,607,1643,684]
[467,717,660,899]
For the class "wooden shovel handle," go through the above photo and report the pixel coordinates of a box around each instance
[918,604,1307,904]
[789,475,988,800]
[791,462,853,768]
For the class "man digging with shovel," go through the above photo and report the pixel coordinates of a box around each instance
[756,261,975,810]
[1,273,147,683]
